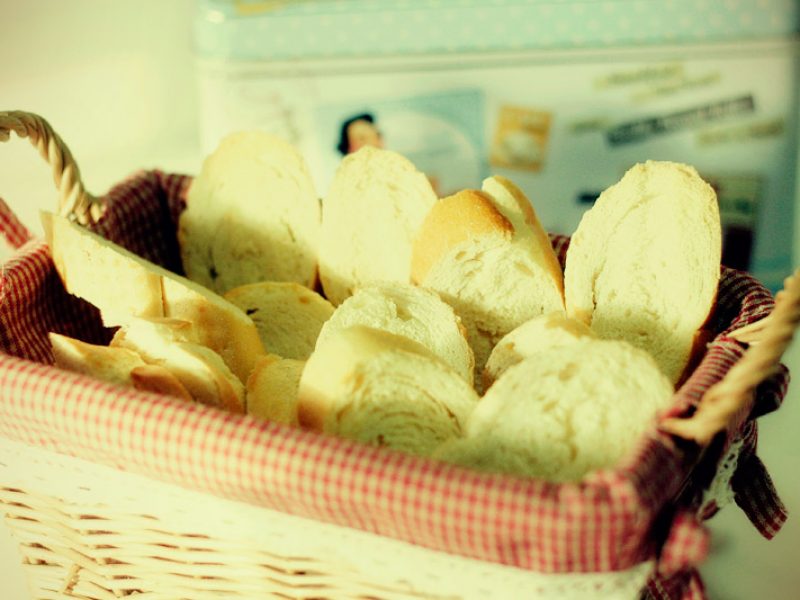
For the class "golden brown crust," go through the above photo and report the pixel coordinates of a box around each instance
[410,190,513,284]
[130,365,194,402]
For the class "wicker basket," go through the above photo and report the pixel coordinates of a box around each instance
[0,111,796,600]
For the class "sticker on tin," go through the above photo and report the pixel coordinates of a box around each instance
[490,105,552,172]
[568,116,611,135]
[315,88,487,197]
[606,95,755,146]
[593,63,684,90]
[697,117,785,147]
[630,71,721,104]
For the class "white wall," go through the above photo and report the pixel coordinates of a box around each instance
[1,2,798,599]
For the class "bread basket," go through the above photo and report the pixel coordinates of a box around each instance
[0,110,795,600]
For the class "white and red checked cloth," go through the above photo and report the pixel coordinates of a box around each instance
[0,172,790,600]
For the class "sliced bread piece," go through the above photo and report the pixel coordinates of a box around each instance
[224,281,334,361]
[178,131,320,293]
[318,146,437,306]
[564,160,721,384]
[314,282,474,385]
[411,177,565,379]
[49,332,192,401]
[42,211,266,383]
[434,338,674,482]
[111,317,246,413]
[246,354,305,426]
[298,325,479,457]
[483,313,594,390]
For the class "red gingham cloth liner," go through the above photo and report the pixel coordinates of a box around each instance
[0,171,790,600]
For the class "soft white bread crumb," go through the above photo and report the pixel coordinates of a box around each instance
[297,325,479,457]
[111,317,246,414]
[315,282,474,385]
[246,354,305,426]
[178,131,320,293]
[225,281,334,361]
[319,146,437,306]
[483,313,594,390]
[434,339,674,481]
[564,160,721,384]
[42,211,266,384]
[49,332,192,401]
[411,177,565,381]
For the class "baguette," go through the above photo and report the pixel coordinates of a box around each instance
[411,176,564,379]
[564,161,721,384]
[319,146,437,306]
[111,317,245,413]
[483,313,594,390]
[224,281,334,361]
[298,326,479,457]
[42,211,265,383]
[49,332,192,401]
[246,354,305,426]
[315,282,474,385]
[435,339,673,481]
[178,131,320,293]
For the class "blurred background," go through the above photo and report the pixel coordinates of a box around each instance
[1,1,798,598]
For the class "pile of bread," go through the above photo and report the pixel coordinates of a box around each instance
[45,131,721,483]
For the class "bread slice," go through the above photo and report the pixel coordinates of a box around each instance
[178,131,320,293]
[564,161,721,384]
[49,332,192,401]
[318,146,437,306]
[111,317,245,413]
[42,211,265,383]
[314,282,474,385]
[411,177,565,379]
[246,354,305,426]
[298,326,479,457]
[483,313,594,390]
[224,281,334,361]
[434,339,674,482]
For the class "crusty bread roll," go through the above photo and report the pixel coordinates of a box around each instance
[178,131,320,293]
[483,313,594,390]
[111,317,245,413]
[246,354,305,426]
[411,176,565,379]
[434,339,673,482]
[318,146,437,306]
[42,212,265,383]
[564,161,721,384]
[49,332,192,401]
[314,282,474,385]
[298,326,479,457]
[224,281,334,361]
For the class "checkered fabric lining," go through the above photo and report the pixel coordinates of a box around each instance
[0,171,789,600]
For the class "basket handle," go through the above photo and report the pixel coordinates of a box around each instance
[0,110,103,225]
[660,268,800,446]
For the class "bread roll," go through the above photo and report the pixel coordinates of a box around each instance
[49,332,192,401]
[411,176,564,379]
[298,326,479,457]
[315,282,474,385]
[435,339,673,482]
[564,161,721,384]
[225,281,333,361]
[112,317,245,413]
[42,211,265,383]
[483,313,594,390]
[319,146,437,306]
[178,131,320,293]
[246,354,305,426]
